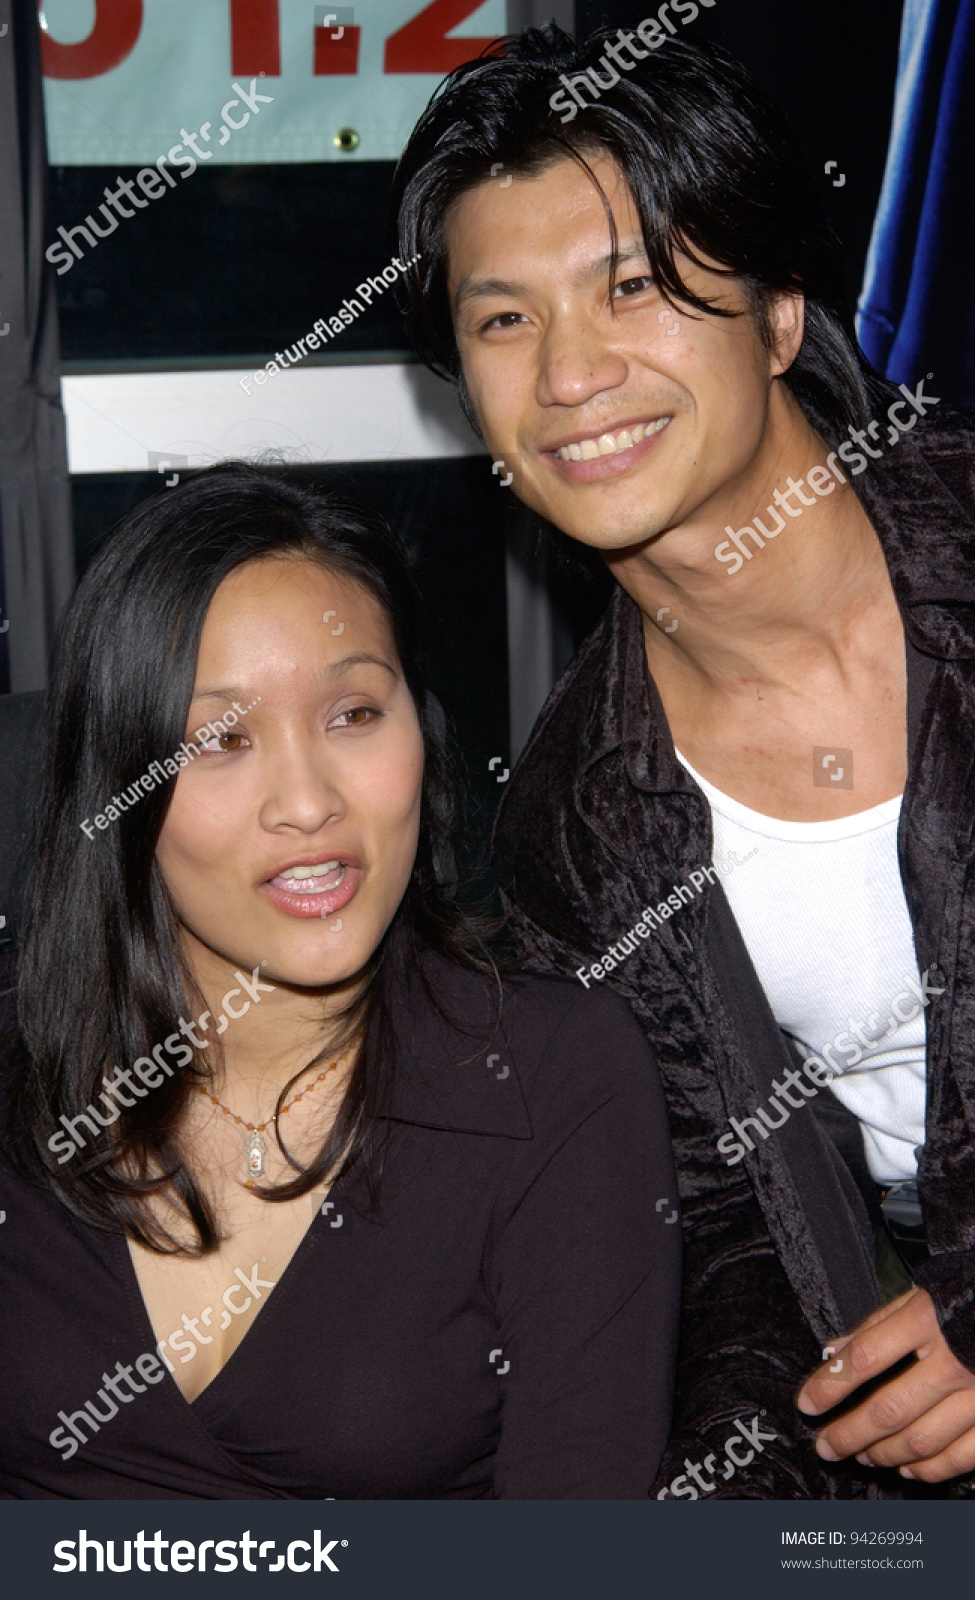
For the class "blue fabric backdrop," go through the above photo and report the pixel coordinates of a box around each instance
[858,0,975,403]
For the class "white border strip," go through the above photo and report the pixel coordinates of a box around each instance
[61,363,484,475]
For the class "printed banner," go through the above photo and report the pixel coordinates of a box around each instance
[41,0,506,165]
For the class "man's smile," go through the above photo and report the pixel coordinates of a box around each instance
[539,413,673,483]
[551,414,672,461]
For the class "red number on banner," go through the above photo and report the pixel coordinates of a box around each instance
[385,0,499,74]
[230,0,280,77]
[314,25,361,75]
[40,0,143,80]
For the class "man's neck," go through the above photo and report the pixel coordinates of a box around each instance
[605,390,894,696]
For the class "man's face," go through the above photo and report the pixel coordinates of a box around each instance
[446,153,788,553]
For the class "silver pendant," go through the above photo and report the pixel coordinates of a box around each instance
[246,1130,266,1179]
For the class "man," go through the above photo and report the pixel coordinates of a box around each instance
[393,26,975,1497]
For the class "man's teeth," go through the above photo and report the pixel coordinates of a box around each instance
[557,416,670,462]
[277,860,344,883]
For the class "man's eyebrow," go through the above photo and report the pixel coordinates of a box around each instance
[453,244,650,311]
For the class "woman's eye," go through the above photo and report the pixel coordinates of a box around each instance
[333,706,380,729]
[197,731,246,754]
[613,275,654,298]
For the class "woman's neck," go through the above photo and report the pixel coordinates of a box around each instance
[182,932,364,1104]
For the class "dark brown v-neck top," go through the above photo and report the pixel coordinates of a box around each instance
[0,954,680,1499]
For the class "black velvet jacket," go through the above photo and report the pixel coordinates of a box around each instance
[493,408,975,1500]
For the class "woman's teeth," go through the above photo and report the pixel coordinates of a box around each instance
[275,861,346,892]
[557,416,670,462]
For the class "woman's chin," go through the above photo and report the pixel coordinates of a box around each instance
[259,932,376,994]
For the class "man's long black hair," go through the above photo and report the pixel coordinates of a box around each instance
[393,25,892,436]
[9,464,497,1254]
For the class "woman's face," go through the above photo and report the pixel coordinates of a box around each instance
[155,555,425,992]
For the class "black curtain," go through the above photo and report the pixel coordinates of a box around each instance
[0,0,73,694]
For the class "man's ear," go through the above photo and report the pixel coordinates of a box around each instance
[768,291,805,377]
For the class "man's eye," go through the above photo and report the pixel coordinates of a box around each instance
[480,311,527,332]
[613,276,654,298]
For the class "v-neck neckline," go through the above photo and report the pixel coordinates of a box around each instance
[118,1179,341,1411]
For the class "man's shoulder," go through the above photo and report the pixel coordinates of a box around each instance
[905,403,975,511]
[522,599,617,745]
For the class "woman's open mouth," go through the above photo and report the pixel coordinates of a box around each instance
[262,858,362,920]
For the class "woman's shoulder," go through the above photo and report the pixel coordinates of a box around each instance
[422,948,639,1022]
[389,952,655,1136]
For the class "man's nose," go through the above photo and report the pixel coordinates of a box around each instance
[535,313,628,409]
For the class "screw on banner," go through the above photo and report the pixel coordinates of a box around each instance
[488,757,509,782]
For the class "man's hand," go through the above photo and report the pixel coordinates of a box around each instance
[797,1288,975,1482]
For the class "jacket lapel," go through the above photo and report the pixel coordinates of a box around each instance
[566,422,975,1332]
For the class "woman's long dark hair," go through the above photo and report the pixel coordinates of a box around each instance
[9,463,498,1254]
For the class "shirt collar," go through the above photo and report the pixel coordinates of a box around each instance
[379,949,533,1139]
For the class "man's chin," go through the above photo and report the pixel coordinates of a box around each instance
[552,517,665,556]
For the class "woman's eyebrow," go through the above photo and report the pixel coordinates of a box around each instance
[316,653,398,683]
[189,686,246,703]
[189,656,398,704]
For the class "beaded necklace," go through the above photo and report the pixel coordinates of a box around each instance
[198,1046,351,1186]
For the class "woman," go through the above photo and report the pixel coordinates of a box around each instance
[0,465,679,1499]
